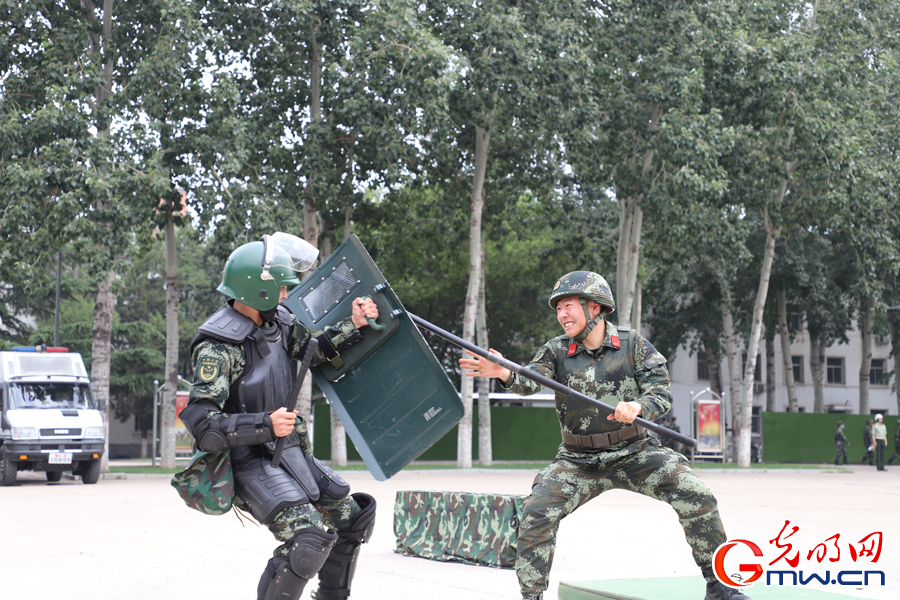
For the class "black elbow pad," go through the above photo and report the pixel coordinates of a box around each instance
[182,403,275,452]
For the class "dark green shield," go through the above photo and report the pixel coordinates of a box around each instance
[283,235,463,481]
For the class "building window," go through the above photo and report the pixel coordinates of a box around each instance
[697,351,709,381]
[788,312,803,332]
[870,359,887,386]
[791,355,804,383]
[751,405,761,434]
[826,357,844,385]
[742,353,763,382]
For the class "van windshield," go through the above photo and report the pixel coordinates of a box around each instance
[8,382,95,410]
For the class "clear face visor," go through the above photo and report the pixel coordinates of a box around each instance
[260,232,319,281]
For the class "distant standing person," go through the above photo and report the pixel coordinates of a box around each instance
[834,421,849,465]
[888,421,900,466]
[861,419,874,465]
[872,414,888,471]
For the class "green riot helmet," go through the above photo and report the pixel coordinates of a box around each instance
[217,232,318,311]
[548,271,616,343]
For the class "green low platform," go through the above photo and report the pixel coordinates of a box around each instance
[559,576,862,600]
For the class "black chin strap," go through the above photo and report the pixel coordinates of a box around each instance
[569,299,607,344]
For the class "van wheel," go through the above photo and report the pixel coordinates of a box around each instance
[46,471,63,482]
[78,459,101,484]
[1,453,17,486]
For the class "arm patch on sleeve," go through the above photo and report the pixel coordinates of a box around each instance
[198,356,222,382]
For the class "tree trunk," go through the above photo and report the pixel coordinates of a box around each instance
[720,292,741,431]
[631,278,642,333]
[84,0,116,473]
[701,334,722,399]
[858,296,874,415]
[318,213,348,465]
[887,308,900,415]
[459,123,491,468]
[476,238,492,466]
[810,335,825,413]
[615,200,642,329]
[91,270,115,472]
[765,336,776,411]
[160,212,179,469]
[737,228,778,467]
[777,288,798,412]
[140,429,148,459]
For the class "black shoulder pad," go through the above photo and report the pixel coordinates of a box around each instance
[197,304,256,344]
[275,305,295,327]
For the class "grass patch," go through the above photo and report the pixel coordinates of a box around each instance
[689,462,848,470]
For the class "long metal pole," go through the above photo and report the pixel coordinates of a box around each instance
[409,312,696,448]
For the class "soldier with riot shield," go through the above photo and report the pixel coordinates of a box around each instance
[460,271,751,600]
[181,233,378,600]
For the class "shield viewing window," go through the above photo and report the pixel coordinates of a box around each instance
[300,262,360,323]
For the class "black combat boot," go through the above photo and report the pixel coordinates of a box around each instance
[704,581,753,600]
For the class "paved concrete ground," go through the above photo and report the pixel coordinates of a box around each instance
[1,464,896,600]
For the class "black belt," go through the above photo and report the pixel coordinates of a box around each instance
[562,424,646,449]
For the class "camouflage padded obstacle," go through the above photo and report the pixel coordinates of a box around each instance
[393,491,524,569]
[170,451,234,516]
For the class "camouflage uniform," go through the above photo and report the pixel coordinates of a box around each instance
[888,422,900,466]
[861,421,874,465]
[500,321,727,599]
[187,307,364,557]
[834,423,848,465]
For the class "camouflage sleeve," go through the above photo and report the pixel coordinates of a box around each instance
[294,415,313,454]
[498,340,559,396]
[631,334,672,421]
[286,318,363,366]
[187,339,245,411]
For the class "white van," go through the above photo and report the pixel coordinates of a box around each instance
[0,346,106,485]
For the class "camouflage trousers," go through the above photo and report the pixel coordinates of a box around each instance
[235,493,361,559]
[835,442,848,464]
[516,439,725,597]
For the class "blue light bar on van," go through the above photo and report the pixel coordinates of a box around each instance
[10,346,69,353]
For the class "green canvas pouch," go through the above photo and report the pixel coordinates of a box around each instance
[170,451,234,516]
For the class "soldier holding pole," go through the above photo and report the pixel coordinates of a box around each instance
[459,271,751,600]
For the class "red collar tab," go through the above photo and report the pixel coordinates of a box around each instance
[568,342,577,356]
[610,334,620,349]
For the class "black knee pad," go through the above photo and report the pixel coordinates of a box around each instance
[344,492,377,545]
[288,527,338,580]
[257,557,307,600]
[314,493,377,599]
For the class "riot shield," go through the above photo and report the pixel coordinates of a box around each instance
[283,235,463,481]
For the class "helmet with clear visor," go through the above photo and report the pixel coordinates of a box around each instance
[217,232,319,311]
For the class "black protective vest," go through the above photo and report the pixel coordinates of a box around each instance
[193,304,300,465]
[193,303,295,416]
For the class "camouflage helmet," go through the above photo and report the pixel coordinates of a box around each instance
[217,233,318,311]
[866,419,873,425]
[548,271,616,314]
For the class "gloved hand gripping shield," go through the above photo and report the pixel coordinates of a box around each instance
[283,235,463,481]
